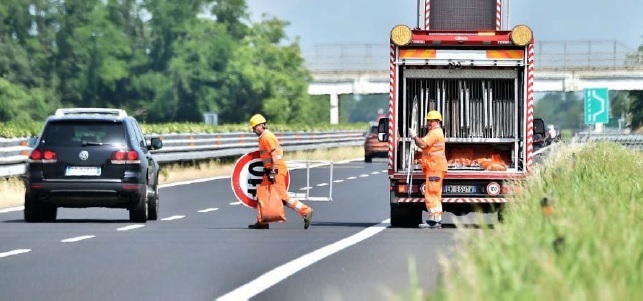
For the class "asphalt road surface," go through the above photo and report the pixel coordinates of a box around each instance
[0,158,494,301]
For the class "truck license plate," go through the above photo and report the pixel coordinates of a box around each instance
[443,185,477,194]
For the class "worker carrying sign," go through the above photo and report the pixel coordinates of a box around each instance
[233,114,314,230]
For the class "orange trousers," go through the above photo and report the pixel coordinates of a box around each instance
[257,172,311,223]
[424,170,446,222]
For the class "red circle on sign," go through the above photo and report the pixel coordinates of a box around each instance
[487,182,501,197]
[230,151,290,208]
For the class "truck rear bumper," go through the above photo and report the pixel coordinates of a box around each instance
[395,197,508,203]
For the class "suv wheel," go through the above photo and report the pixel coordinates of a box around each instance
[147,182,159,221]
[129,193,148,223]
[24,195,57,223]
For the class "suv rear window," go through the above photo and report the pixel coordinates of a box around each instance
[42,121,126,147]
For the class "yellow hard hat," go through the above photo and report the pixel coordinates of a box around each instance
[426,110,442,121]
[249,114,267,128]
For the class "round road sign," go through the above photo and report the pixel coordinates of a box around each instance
[230,151,290,208]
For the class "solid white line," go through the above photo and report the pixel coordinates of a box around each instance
[0,206,24,213]
[198,208,219,213]
[316,183,328,187]
[161,215,185,221]
[0,249,31,258]
[61,235,95,243]
[347,176,357,180]
[117,225,145,231]
[159,176,230,188]
[333,180,344,183]
[215,219,390,301]
[359,174,369,177]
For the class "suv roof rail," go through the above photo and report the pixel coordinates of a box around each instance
[54,108,128,117]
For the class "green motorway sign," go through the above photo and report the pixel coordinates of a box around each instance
[584,88,609,124]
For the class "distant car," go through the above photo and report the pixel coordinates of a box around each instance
[364,125,388,163]
[24,108,163,223]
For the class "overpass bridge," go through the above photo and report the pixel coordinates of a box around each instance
[304,40,643,123]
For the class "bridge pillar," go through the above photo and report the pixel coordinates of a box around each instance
[330,93,339,125]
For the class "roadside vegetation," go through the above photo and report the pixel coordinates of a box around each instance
[0,146,364,209]
[398,142,643,300]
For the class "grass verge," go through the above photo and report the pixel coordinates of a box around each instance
[0,146,364,209]
[419,142,643,301]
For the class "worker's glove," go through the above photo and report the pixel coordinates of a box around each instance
[267,169,276,183]
[409,128,417,139]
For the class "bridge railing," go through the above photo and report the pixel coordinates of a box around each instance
[302,40,643,72]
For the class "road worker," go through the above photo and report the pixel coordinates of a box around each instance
[247,114,314,230]
[410,110,448,229]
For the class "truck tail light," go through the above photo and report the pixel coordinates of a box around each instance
[111,150,140,164]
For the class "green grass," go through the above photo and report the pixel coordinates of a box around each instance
[421,142,643,301]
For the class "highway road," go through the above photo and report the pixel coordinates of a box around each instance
[0,159,491,301]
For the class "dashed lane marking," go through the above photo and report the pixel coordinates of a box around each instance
[161,215,185,221]
[0,249,31,258]
[347,176,357,180]
[117,225,145,231]
[198,208,219,213]
[61,235,95,243]
[370,171,380,174]
[216,219,391,301]
[299,187,312,191]
[316,183,328,187]
[333,180,344,183]
[359,174,369,177]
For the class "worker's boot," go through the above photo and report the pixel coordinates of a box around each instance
[248,222,269,229]
[303,208,314,230]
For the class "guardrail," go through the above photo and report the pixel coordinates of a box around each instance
[0,130,366,178]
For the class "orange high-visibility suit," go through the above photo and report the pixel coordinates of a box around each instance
[419,127,448,222]
[257,130,312,223]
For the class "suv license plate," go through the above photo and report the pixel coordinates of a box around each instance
[66,166,101,176]
[443,185,477,194]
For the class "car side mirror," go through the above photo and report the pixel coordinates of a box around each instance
[377,117,389,142]
[533,118,546,136]
[27,136,38,148]
[149,137,163,150]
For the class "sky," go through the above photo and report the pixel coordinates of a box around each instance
[246,0,643,52]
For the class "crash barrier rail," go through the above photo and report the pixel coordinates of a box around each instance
[0,130,366,178]
[578,134,643,151]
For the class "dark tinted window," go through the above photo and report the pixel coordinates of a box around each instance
[42,121,126,147]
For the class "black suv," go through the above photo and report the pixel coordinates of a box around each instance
[24,108,163,223]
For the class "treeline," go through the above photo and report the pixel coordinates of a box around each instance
[0,0,326,124]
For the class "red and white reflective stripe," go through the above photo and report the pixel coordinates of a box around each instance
[496,0,502,30]
[425,0,431,30]
[388,44,396,174]
[525,43,535,169]
[397,198,508,203]
[443,198,507,203]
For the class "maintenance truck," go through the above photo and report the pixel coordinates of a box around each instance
[377,0,546,227]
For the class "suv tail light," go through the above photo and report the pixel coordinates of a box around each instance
[29,149,57,163]
[111,150,141,164]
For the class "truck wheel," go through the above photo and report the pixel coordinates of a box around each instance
[129,193,148,223]
[390,204,422,228]
[24,195,57,223]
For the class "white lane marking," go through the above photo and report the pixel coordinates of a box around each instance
[359,174,369,178]
[347,176,357,180]
[117,225,145,231]
[316,183,328,187]
[381,169,387,172]
[370,171,380,175]
[61,235,95,243]
[230,201,242,205]
[198,208,219,213]
[299,187,312,191]
[0,249,31,258]
[161,215,185,221]
[216,219,390,301]
[159,176,229,188]
[333,180,344,183]
[0,206,24,213]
